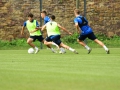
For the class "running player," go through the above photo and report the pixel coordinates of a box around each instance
[41,15,78,54]
[41,10,66,53]
[74,9,110,54]
[21,13,58,53]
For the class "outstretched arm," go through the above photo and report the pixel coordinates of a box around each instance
[41,24,46,31]
[57,24,72,35]
[30,27,40,33]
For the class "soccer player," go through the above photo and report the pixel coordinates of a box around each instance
[21,13,58,53]
[41,10,66,53]
[40,10,50,24]
[41,15,78,54]
[74,9,110,54]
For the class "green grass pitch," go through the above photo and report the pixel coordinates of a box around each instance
[0,48,120,90]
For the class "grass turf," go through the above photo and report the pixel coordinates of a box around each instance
[0,48,120,90]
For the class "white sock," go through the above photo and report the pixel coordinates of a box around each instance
[69,47,75,52]
[85,45,90,50]
[34,46,38,50]
[50,48,54,51]
[52,42,56,45]
[103,45,108,51]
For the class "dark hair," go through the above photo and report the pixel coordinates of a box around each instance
[28,13,34,18]
[49,15,55,20]
[41,10,47,15]
[74,9,80,14]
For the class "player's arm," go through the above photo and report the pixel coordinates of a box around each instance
[74,18,81,33]
[75,23,80,33]
[30,21,41,33]
[57,24,72,35]
[30,28,39,33]
[41,24,46,31]
[21,22,26,35]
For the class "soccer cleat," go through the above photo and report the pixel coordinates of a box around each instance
[106,50,110,54]
[35,48,39,54]
[73,50,78,54]
[88,49,92,54]
[52,50,57,53]
[59,50,66,54]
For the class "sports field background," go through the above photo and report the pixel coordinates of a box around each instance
[0,48,120,90]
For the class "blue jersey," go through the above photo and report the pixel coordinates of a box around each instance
[23,20,40,27]
[74,15,93,35]
[44,16,50,24]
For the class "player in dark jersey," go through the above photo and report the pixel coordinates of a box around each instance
[41,11,66,54]
[74,9,110,54]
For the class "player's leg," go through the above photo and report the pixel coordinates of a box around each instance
[59,42,78,54]
[94,39,109,54]
[37,35,56,53]
[27,36,39,54]
[53,38,78,54]
[88,32,110,54]
[43,36,59,49]
[51,35,66,53]
[77,34,91,54]
[27,38,35,47]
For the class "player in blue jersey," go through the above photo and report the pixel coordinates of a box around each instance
[41,11,66,53]
[41,10,50,24]
[74,9,110,54]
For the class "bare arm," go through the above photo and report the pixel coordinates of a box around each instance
[41,24,46,31]
[21,26,25,35]
[57,24,72,35]
[75,23,80,33]
[30,27,40,33]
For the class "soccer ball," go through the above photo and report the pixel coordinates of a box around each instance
[59,48,66,54]
[28,48,34,54]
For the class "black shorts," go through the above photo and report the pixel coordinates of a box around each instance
[45,35,61,45]
[30,35,44,42]
[78,32,97,41]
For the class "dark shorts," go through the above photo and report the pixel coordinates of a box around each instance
[78,32,97,41]
[45,35,61,45]
[30,35,44,42]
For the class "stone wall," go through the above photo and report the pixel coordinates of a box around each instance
[0,0,120,40]
[87,0,120,37]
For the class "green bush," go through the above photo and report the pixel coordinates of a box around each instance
[0,33,120,49]
[62,33,79,44]
[62,33,120,47]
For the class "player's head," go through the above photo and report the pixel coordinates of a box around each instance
[49,15,55,21]
[74,9,80,16]
[28,13,34,22]
[41,10,47,18]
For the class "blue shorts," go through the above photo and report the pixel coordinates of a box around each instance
[78,32,97,41]
[45,35,61,45]
[30,35,44,42]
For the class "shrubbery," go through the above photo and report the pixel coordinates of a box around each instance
[0,33,120,49]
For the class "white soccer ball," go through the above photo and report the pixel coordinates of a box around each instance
[28,48,34,54]
[59,48,66,54]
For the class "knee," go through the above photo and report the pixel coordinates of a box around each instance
[27,39,32,44]
[27,40,30,44]
[77,39,82,42]
[43,40,47,45]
